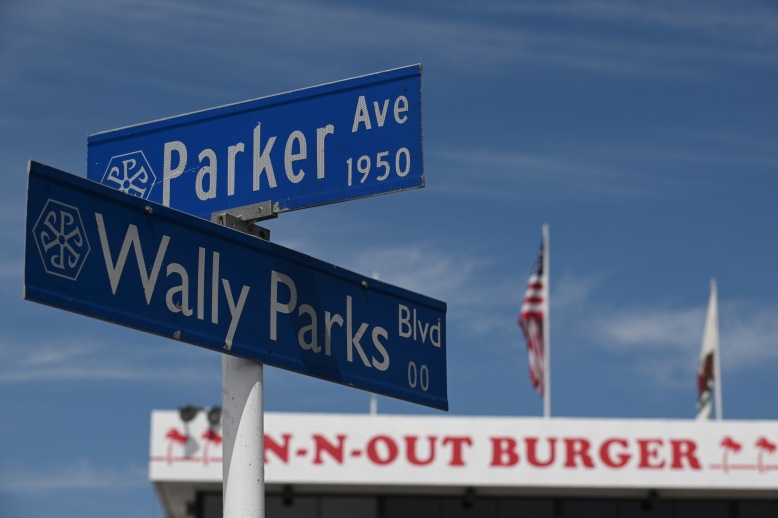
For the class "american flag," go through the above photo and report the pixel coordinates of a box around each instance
[519,239,546,396]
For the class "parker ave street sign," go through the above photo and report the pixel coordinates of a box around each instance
[87,65,423,219]
[24,162,447,410]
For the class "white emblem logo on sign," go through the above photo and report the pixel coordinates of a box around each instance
[33,200,90,281]
[102,151,156,198]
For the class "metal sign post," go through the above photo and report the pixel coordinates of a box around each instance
[221,355,264,517]
[211,210,272,518]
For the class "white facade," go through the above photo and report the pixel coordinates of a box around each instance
[150,411,778,517]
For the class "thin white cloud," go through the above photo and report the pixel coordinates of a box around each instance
[592,138,778,172]
[452,0,778,44]
[721,308,778,369]
[552,272,601,310]
[595,306,706,351]
[585,298,778,387]
[428,123,778,203]
[631,355,698,390]
[21,343,96,366]
[0,363,219,384]
[0,334,219,385]
[345,0,778,77]
[349,244,481,302]
[0,460,146,493]
[428,148,650,202]
[3,0,773,103]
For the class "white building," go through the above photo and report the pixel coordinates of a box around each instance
[150,410,778,517]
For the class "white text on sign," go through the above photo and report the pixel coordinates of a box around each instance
[160,94,412,207]
[90,213,438,395]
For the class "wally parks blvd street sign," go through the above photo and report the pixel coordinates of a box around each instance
[87,65,423,219]
[24,162,447,410]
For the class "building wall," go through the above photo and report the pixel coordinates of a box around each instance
[150,411,778,518]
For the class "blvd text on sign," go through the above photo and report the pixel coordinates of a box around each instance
[87,65,423,219]
[24,162,447,410]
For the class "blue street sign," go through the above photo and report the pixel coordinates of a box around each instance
[87,65,423,219]
[25,161,447,410]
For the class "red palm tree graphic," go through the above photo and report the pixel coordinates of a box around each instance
[202,429,223,466]
[755,437,777,473]
[166,428,188,465]
[720,436,742,473]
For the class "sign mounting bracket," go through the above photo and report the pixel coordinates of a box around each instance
[211,200,277,240]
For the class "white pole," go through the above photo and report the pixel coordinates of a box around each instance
[212,213,265,518]
[542,224,551,419]
[711,279,723,421]
[222,355,264,517]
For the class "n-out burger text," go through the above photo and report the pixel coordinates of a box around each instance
[264,432,702,471]
[151,411,778,490]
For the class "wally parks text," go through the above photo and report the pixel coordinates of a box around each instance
[94,210,441,385]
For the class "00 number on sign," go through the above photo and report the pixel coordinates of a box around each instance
[408,361,430,392]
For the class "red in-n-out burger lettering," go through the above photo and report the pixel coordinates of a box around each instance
[263,433,701,471]
[490,436,702,470]
[265,434,472,467]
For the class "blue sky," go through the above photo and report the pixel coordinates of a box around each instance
[1,0,777,516]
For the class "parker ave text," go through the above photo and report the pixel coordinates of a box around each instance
[161,93,412,206]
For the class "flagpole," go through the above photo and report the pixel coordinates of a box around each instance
[542,224,551,419]
[711,278,723,421]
